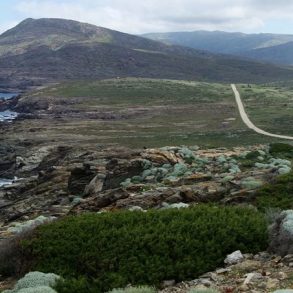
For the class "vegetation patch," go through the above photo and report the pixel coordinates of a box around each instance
[21,206,267,293]
[255,172,293,211]
[269,143,293,159]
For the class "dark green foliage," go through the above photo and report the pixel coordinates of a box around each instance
[22,206,268,293]
[237,151,261,169]
[255,172,293,211]
[245,151,261,160]
[269,143,293,159]
[239,159,255,168]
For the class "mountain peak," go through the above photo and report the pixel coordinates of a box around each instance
[1,17,103,38]
[1,17,293,87]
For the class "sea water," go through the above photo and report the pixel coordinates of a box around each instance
[0,178,13,187]
[0,92,18,122]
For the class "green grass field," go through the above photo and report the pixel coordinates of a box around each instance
[4,78,293,149]
[239,83,293,137]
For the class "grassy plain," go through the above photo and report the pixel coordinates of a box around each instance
[239,83,293,137]
[3,78,293,149]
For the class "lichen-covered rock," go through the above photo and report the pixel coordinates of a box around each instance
[273,290,293,293]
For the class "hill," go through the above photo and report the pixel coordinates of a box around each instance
[1,18,293,88]
[143,31,293,65]
[240,41,293,65]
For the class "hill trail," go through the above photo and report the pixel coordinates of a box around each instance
[231,83,293,140]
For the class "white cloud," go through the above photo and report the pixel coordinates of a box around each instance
[11,0,293,34]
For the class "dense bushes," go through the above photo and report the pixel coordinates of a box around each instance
[22,206,267,293]
[255,172,293,211]
[269,143,293,159]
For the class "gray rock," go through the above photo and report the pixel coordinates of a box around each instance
[128,206,145,212]
[243,272,263,285]
[161,280,176,288]
[161,202,189,209]
[216,268,231,274]
[84,174,105,196]
[224,250,244,265]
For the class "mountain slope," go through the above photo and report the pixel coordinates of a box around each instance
[240,41,293,65]
[1,18,293,88]
[143,31,293,65]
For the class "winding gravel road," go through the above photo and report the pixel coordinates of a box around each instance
[231,84,293,140]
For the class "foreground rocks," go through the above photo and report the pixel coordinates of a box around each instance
[2,251,293,292]
[159,251,293,293]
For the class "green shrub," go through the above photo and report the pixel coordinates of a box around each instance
[237,151,261,168]
[245,151,261,160]
[255,172,293,211]
[270,143,293,159]
[22,206,268,293]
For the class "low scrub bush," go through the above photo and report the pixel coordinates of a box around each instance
[255,172,293,211]
[3,271,59,293]
[270,143,293,159]
[22,205,268,293]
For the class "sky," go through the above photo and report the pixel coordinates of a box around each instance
[1,0,293,35]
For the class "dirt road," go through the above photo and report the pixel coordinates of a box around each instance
[231,84,293,140]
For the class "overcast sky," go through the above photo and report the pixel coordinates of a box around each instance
[1,0,293,35]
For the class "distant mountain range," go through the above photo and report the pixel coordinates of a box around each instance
[143,31,293,65]
[1,18,293,88]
